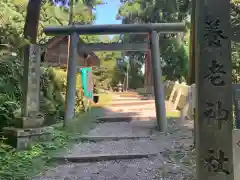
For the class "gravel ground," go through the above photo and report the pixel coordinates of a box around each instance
[34,156,194,180]
[33,119,195,180]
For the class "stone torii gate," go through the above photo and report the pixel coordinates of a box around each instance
[44,23,185,132]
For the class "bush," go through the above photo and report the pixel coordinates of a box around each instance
[0,54,22,130]
[0,54,85,129]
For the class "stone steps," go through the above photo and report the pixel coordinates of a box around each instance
[110,100,155,106]
[33,157,165,180]
[111,97,142,101]
[97,115,155,123]
[33,95,166,180]
[117,93,139,98]
[113,106,155,112]
[73,135,151,142]
[83,122,155,137]
[52,152,157,163]
[53,138,159,163]
[107,103,155,110]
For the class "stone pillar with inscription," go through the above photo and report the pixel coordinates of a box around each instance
[21,44,43,127]
[195,0,233,179]
[233,84,240,179]
[2,44,51,150]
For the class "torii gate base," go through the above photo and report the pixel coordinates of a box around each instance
[44,23,185,132]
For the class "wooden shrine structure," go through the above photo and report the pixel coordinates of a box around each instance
[41,36,100,68]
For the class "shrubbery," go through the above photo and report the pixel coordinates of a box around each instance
[0,52,94,180]
[0,53,86,130]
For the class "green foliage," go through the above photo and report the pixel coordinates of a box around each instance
[0,0,27,51]
[231,1,240,83]
[40,67,87,125]
[0,0,117,179]
[0,54,22,129]
[0,0,105,129]
[0,106,108,180]
[0,124,82,179]
[88,36,126,89]
[40,68,65,124]
[117,0,190,82]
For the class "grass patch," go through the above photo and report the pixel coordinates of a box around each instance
[166,111,180,118]
[0,96,109,180]
[92,93,112,107]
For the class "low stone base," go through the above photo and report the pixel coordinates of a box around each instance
[13,116,44,128]
[3,126,53,149]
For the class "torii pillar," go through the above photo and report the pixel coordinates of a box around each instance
[144,33,154,94]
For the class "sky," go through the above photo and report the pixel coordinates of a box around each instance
[95,0,121,25]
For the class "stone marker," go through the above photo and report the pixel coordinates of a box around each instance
[168,82,187,111]
[3,44,49,149]
[233,129,240,179]
[180,85,191,122]
[22,44,42,121]
[233,84,240,129]
[191,84,196,117]
[168,81,179,103]
[195,0,233,179]
[176,84,189,110]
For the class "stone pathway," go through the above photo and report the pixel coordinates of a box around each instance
[33,93,195,180]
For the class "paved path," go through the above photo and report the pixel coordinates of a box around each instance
[34,93,195,180]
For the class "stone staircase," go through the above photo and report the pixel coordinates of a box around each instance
[33,92,193,180]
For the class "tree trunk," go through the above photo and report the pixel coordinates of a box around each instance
[23,0,42,44]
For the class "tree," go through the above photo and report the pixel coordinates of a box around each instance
[117,0,190,82]
[24,0,42,43]
[231,0,240,83]
[91,36,125,89]
[0,0,28,50]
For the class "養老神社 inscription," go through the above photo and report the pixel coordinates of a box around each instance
[204,149,230,175]
[204,16,228,48]
[204,60,226,86]
[195,0,233,179]
[204,101,229,130]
